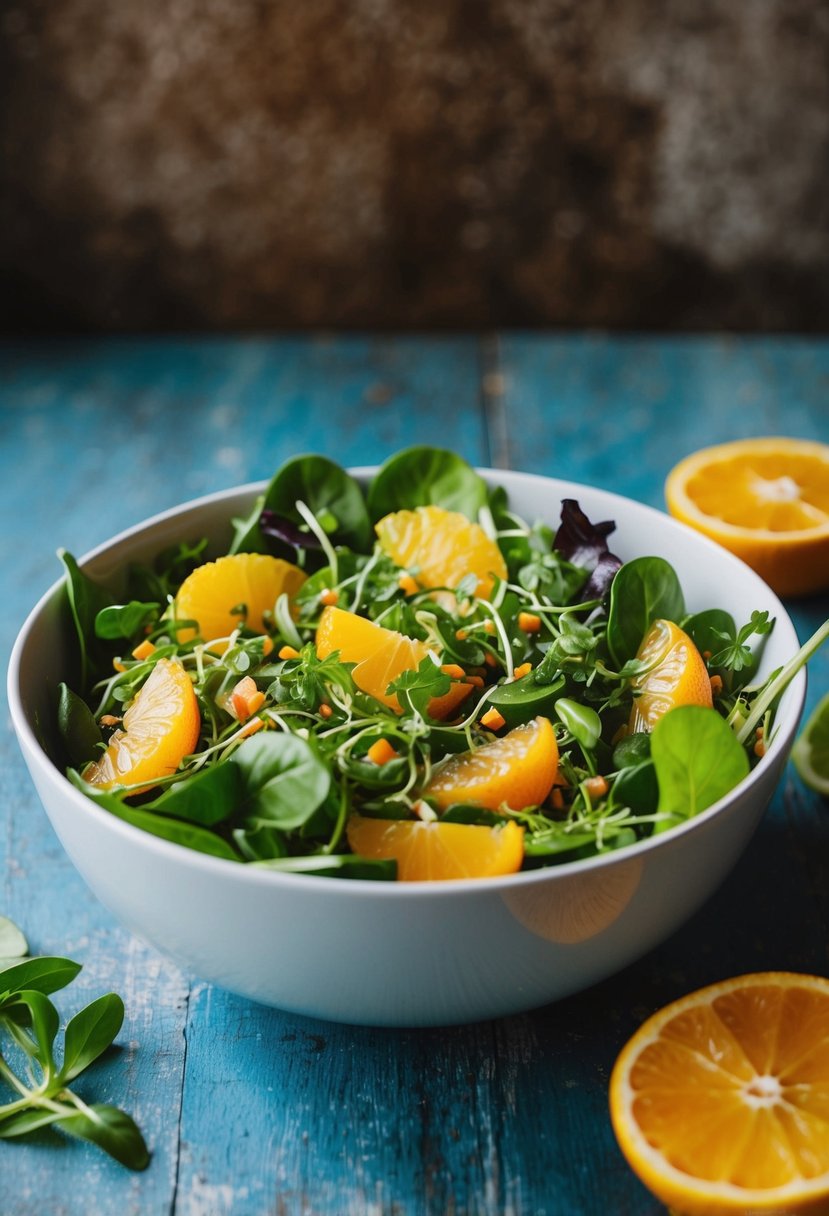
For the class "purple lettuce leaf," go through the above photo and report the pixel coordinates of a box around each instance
[553,499,622,599]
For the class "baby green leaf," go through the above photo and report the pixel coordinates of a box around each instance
[61,993,124,1082]
[607,557,685,666]
[145,763,241,826]
[367,446,488,521]
[652,706,749,829]
[57,1104,150,1170]
[0,957,82,999]
[554,698,602,753]
[234,731,331,831]
[58,549,115,688]
[94,601,160,640]
[57,683,102,767]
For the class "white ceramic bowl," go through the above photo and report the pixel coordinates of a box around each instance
[8,471,805,1027]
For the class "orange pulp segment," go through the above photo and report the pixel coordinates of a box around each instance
[609,972,829,1214]
[346,815,525,881]
[375,504,508,600]
[665,437,829,596]
[175,553,306,648]
[315,605,472,718]
[629,619,712,733]
[83,658,200,793]
[425,716,559,811]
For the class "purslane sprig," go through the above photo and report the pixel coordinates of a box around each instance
[0,916,149,1170]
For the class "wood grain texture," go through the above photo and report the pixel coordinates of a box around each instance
[1,334,827,1214]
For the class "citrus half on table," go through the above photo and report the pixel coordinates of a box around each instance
[610,972,829,1215]
[665,438,829,596]
[315,605,472,718]
[375,504,507,600]
[83,658,200,793]
[174,553,306,648]
[346,815,525,881]
[628,618,713,733]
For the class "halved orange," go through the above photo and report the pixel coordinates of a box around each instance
[375,504,507,600]
[425,716,559,811]
[610,972,829,1214]
[346,814,524,881]
[83,658,200,793]
[629,619,712,733]
[315,605,472,718]
[665,438,829,596]
[175,553,306,648]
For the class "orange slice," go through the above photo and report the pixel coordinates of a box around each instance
[665,438,829,596]
[175,553,306,648]
[375,504,507,600]
[83,658,200,793]
[425,716,559,811]
[346,815,524,881]
[629,619,712,733]
[609,972,829,1214]
[315,605,472,718]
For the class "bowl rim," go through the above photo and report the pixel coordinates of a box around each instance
[7,466,806,898]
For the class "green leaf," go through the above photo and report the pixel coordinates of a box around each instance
[57,549,115,688]
[0,917,28,960]
[57,683,102,767]
[94,601,160,640]
[386,657,451,717]
[57,1104,150,1170]
[0,957,82,999]
[652,705,750,830]
[144,763,242,826]
[0,1108,67,1137]
[231,455,371,554]
[554,698,602,752]
[233,731,331,831]
[233,823,288,862]
[611,760,659,815]
[3,989,61,1065]
[61,993,124,1082]
[607,557,685,666]
[366,447,488,522]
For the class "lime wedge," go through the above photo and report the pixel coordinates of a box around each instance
[793,691,829,796]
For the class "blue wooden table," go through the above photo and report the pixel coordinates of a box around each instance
[1,334,828,1215]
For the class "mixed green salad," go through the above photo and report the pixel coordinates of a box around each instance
[53,447,826,880]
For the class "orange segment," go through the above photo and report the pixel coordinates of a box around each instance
[665,438,829,596]
[610,972,829,1214]
[175,553,306,648]
[315,605,472,718]
[425,716,559,811]
[629,618,713,733]
[346,815,524,881]
[83,658,200,793]
[375,504,507,600]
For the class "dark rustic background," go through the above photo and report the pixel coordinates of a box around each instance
[2,0,828,333]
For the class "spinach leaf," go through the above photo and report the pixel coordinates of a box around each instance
[94,601,160,641]
[554,698,602,753]
[611,760,659,815]
[233,731,331,831]
[254,854,397,880]
[58,550,115,688]
[651,706,749,831]
[607,557,685,666]
[366,447,488,522]
[57,683,102,767]
[231,455,371,554]
[144,763,241,826]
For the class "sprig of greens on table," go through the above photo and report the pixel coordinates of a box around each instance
[0,916,148,1169]
[54,447,829,876]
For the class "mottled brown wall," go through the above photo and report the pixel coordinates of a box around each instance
[2,0,828,332]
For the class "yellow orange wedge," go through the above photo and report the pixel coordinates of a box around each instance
[609,972,829,1215]
[175,553,306,648]
[665,438,829,596]
[629,619,713,733]
[83,658,200,793]
[375,504,507,600]
[315,605,472,718]
[346,815,525,881]
[425,715,559,811]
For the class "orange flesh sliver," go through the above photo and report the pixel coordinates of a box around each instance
[628,618,712,733]
[83,658,200,793]
[425,716,559,811]
[345,815,525,881]
[610,973,829,1213]
[375,504,507,600]
[315,605,472,718]
[175,553,306,648]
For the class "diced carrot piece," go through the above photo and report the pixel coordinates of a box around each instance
[481,707,506,731]
[513,662,532,679]
[367,738,400,766]
[319,703,333,719]
[518,612,542,634]
[131,639,156,661]
[441,663,466,680]
[398,574,420,597]
[320,588,339,606]
[278,645,300,660]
